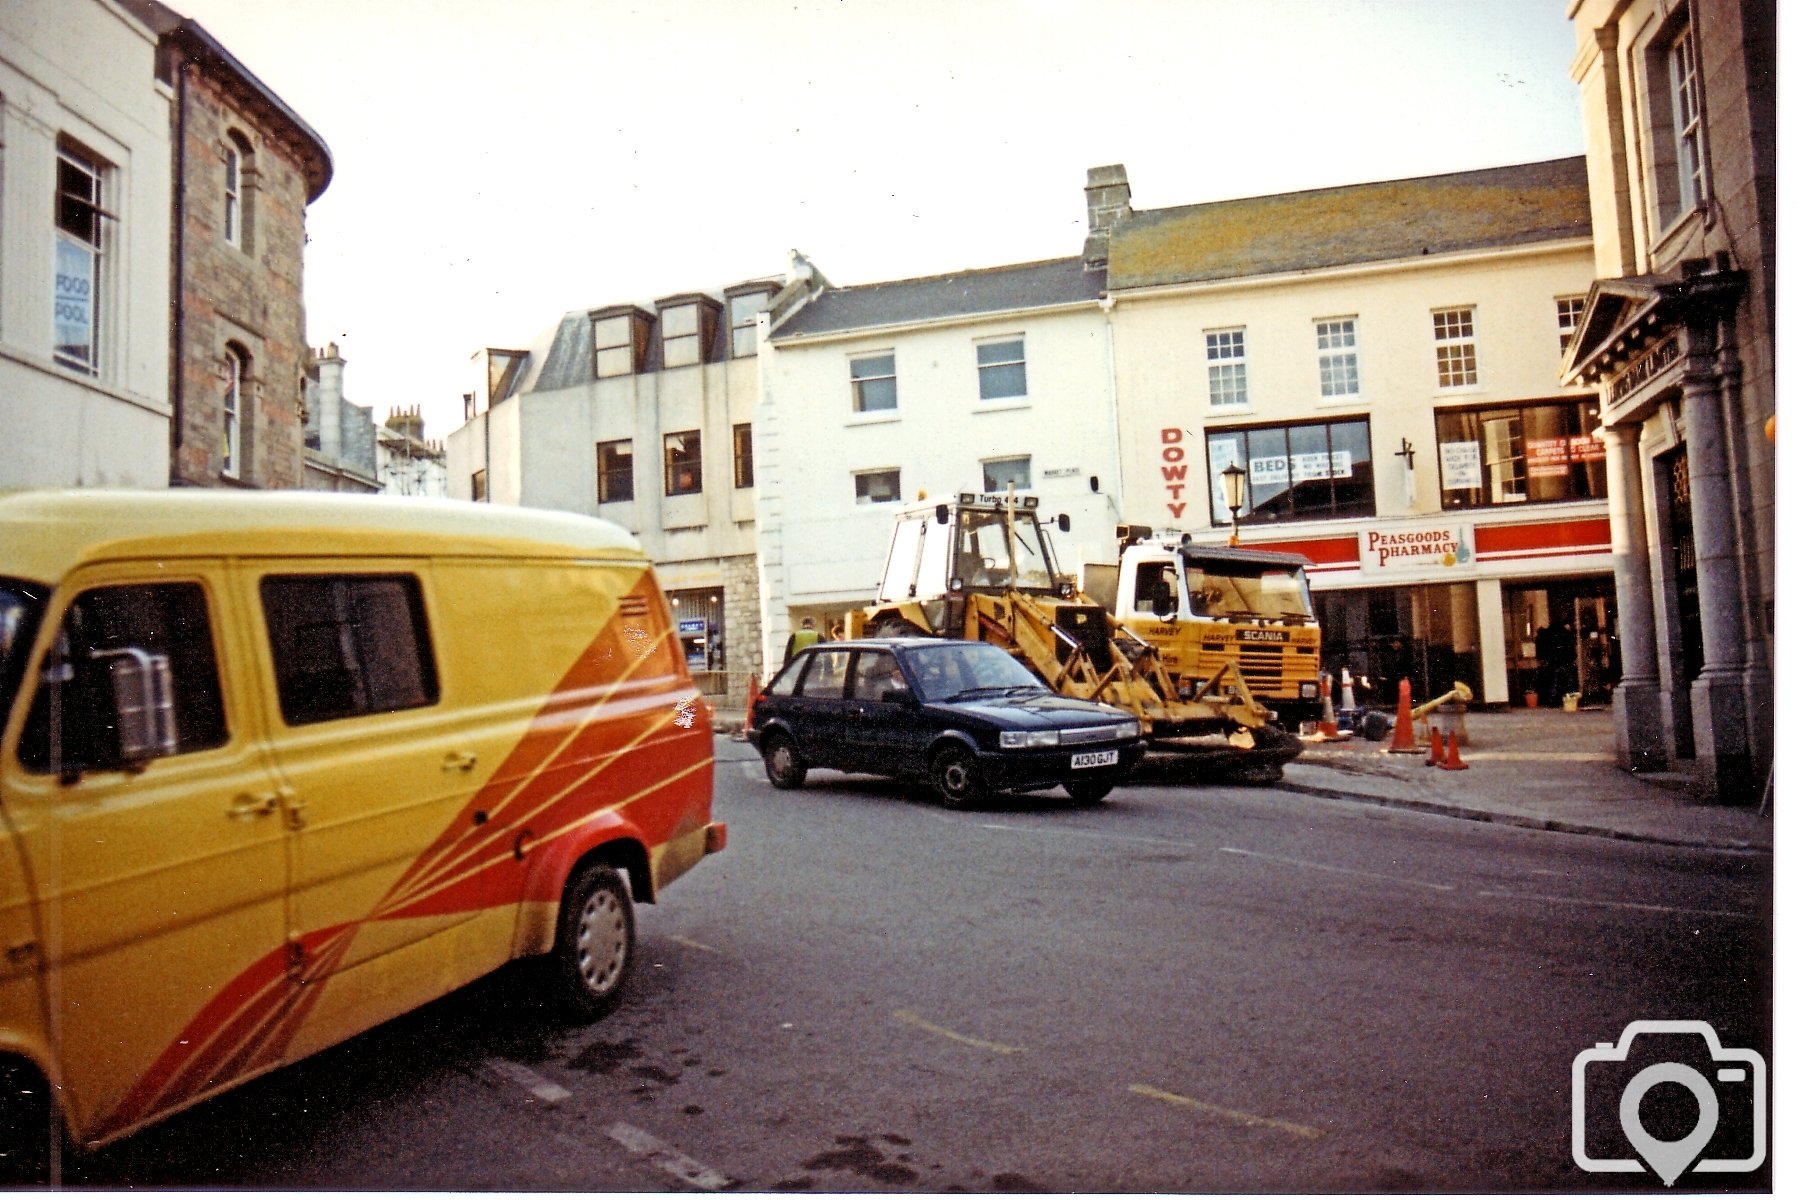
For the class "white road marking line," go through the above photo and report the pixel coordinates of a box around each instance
[739,761,763,781]
[1477,888,1757,921]
[1217,846,1454,892]
[669,933,719,953]
[604,1121,735,1190]
[894,1009,1026,1055]
[1129,1083,1323,1139]
[487,1058,571,1104]
[975,821,1202,850]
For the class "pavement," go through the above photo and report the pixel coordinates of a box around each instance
[709,702,1773,854]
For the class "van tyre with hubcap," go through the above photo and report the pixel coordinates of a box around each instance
[551,864,635,1020]
[761,732,808,789]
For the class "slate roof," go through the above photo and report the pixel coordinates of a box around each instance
[771,256,1105,340]
[1105,157,1591,291]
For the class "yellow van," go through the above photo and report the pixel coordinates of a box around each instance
[0,490,724,1173]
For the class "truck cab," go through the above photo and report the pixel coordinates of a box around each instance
[1087,533,1324,729]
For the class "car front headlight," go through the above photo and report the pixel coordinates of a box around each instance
[1111,720,1141,741]
[999,729,1062,749]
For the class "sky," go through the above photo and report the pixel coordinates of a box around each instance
[169,0,1588,442]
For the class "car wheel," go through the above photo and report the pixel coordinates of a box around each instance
[1064,779,1114,805]
[931,744,985,809]
[762,732,808,789]
[550,864,635,1021]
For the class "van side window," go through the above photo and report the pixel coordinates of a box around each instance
[261,574,439,725]
[19,583,228,773]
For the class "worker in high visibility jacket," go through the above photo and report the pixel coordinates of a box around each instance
[783,616,823,662]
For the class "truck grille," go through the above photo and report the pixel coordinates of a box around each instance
[1236,647,1288,689]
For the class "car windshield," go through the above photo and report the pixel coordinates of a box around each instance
[0,580,48,729]
[1185,562,1314,620]
[903,642,1045,703]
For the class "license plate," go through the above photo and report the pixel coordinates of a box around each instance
[1070,749,1119,769]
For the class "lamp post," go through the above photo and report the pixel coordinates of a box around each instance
[1220,462,1247,547]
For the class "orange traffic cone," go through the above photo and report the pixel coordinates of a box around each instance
[1386,678,1425,754]
[744,673,761,727]
[1425,726,1444,766]
[1438,730,1469,771]
[1339,667,1356,715]
[1318,675,1339,738]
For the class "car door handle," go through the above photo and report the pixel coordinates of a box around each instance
[443,751,478,773]
[229,792,280,820]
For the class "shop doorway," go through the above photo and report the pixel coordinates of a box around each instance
[1316,583,1481,706]
[1500,578,1616,707]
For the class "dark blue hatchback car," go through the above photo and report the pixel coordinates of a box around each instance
[751,638,1146,807]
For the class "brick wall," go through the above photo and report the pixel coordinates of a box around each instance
[170,63,310,488]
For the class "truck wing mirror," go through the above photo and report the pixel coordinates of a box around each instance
[96,647,178,768]
[1057,514,1070,533]
[934,504,949,525]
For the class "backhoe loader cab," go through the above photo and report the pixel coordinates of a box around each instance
[865,492,1071,635]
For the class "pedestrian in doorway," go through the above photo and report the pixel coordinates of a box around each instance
[1538,620,1575,705]
[783,616,822,663]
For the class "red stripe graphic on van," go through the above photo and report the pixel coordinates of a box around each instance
[95,588,707,1140]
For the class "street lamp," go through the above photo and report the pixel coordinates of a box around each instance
[1220,462,1247,546]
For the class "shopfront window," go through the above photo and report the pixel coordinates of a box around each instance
[1435,399,1605,508]
[1205,418,1373,527]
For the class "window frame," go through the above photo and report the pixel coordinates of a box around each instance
[1432,306,1480,390]
[664,430,703,496]
[975,336,1028,402]
[854,468,901,505]
[1434,398,1607,510]
[54,140,108,376]
[1204,417,1376,528]
[1556,296,1586,355]
[661,302,700,368]
[1204,327,1249,409]
[850,352,898,414]
[981,455,1031,493]
[732,423,754,489]
[596,438,634,504]
[727,292,765,359]
[1314,316,1361,402]
[222,344,247,479]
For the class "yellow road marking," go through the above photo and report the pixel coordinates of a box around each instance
[1129,1084,1323,1139]
[893,1009,1025,1055]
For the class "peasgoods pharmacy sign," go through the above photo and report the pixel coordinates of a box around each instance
[1360,523,1475,572]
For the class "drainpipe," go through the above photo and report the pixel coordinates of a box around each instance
[168,55,188,483]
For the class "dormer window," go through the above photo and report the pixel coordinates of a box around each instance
[592,308,651,378]
[655,296,721,369]
[726,288,772,358]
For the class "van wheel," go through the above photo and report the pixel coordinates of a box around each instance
[762,733,808,789]
[1064,779,1114,805]
[551,865,635,1020]
[931,745,985,809]
[0,1060,57,1186]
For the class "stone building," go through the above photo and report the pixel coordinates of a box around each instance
[446,273,793,690]
[1563,0,1775,801]
[126,0,333,489]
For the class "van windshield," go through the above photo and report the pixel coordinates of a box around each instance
[0,581,48,728]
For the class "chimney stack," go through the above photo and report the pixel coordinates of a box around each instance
[1083,164,1131,270]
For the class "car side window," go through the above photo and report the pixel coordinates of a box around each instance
[261,574,439,725]
[19,582,228,773]
[794,648,851,699]
[850,651,906,701]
